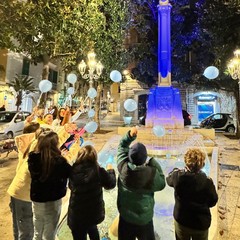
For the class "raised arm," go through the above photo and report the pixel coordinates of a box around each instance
[99,164,116,190]
[70,101,85,123]
[117,127,137,165]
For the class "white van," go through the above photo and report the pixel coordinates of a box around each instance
[0,111,31,139]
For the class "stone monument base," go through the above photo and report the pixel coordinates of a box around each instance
[145,86,184,129]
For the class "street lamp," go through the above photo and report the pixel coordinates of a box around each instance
[228,50,240,81]
[227,49,240,98]
[78,51,103,88]
[227,49,240,136]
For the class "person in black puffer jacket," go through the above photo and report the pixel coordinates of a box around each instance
[166,148,218,240]
[28,129,71,240]
[68,145,116,240]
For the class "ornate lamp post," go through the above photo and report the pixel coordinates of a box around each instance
[228,50,240,81]
[227,49,240,136]
[78,51,103,89]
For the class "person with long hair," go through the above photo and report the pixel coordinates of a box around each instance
[8,122,40,240]
[28,130,71,240]
[52,102,85,127]
[52,107,66,126]
[50,106,58,120]
[8,122,80,240]
[67,145,116,240]
[41,113,54,128]
[166,148,218,240]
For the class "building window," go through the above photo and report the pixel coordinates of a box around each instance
[22,58,30,76]
[49,69,58,90]
[49,69,58,84]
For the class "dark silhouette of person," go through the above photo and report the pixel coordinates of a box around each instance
[0,105,6,111]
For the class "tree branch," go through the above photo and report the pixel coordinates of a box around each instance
[51,53,75,59]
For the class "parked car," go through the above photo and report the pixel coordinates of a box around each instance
[138,111,192,126]
[200,113,235,133]
[0,111,31,139]
[182,110,191,126]
[139,113,146,125]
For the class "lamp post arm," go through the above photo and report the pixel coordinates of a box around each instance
[78,52,103,132]
[81,73,90,80]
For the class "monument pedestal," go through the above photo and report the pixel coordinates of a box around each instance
[146,86,184,129]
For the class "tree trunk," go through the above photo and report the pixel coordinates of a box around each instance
[95,83,103,132]
[16,92,22,111]
[42,54,50,80]
[40,54,50,107]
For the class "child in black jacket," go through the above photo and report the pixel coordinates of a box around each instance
[28,129,71,240]
[67,145,116,240]
[166,148,218,240]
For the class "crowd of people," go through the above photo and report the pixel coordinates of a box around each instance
[7,103,218,240]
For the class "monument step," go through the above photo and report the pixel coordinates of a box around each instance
[117,126,216,155]
[118,126,215,140]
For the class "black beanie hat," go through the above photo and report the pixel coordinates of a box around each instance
[129,142,147,166]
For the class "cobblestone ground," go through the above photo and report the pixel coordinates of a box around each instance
[215,133,240,240]
[0,150,18,240]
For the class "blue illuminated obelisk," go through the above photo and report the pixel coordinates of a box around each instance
[158,0,171,86]
[146,0,184,128]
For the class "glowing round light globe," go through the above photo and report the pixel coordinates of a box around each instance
[124,99,137,112]
[87,88,97,99]
[152,125,165,137]
[88,109,95,118]
[39,80,52,93]
[203,66,219,80]
[84,121,98,133]
[67,87,75,95]
[110,70,122,82]
[67,73,77,84]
